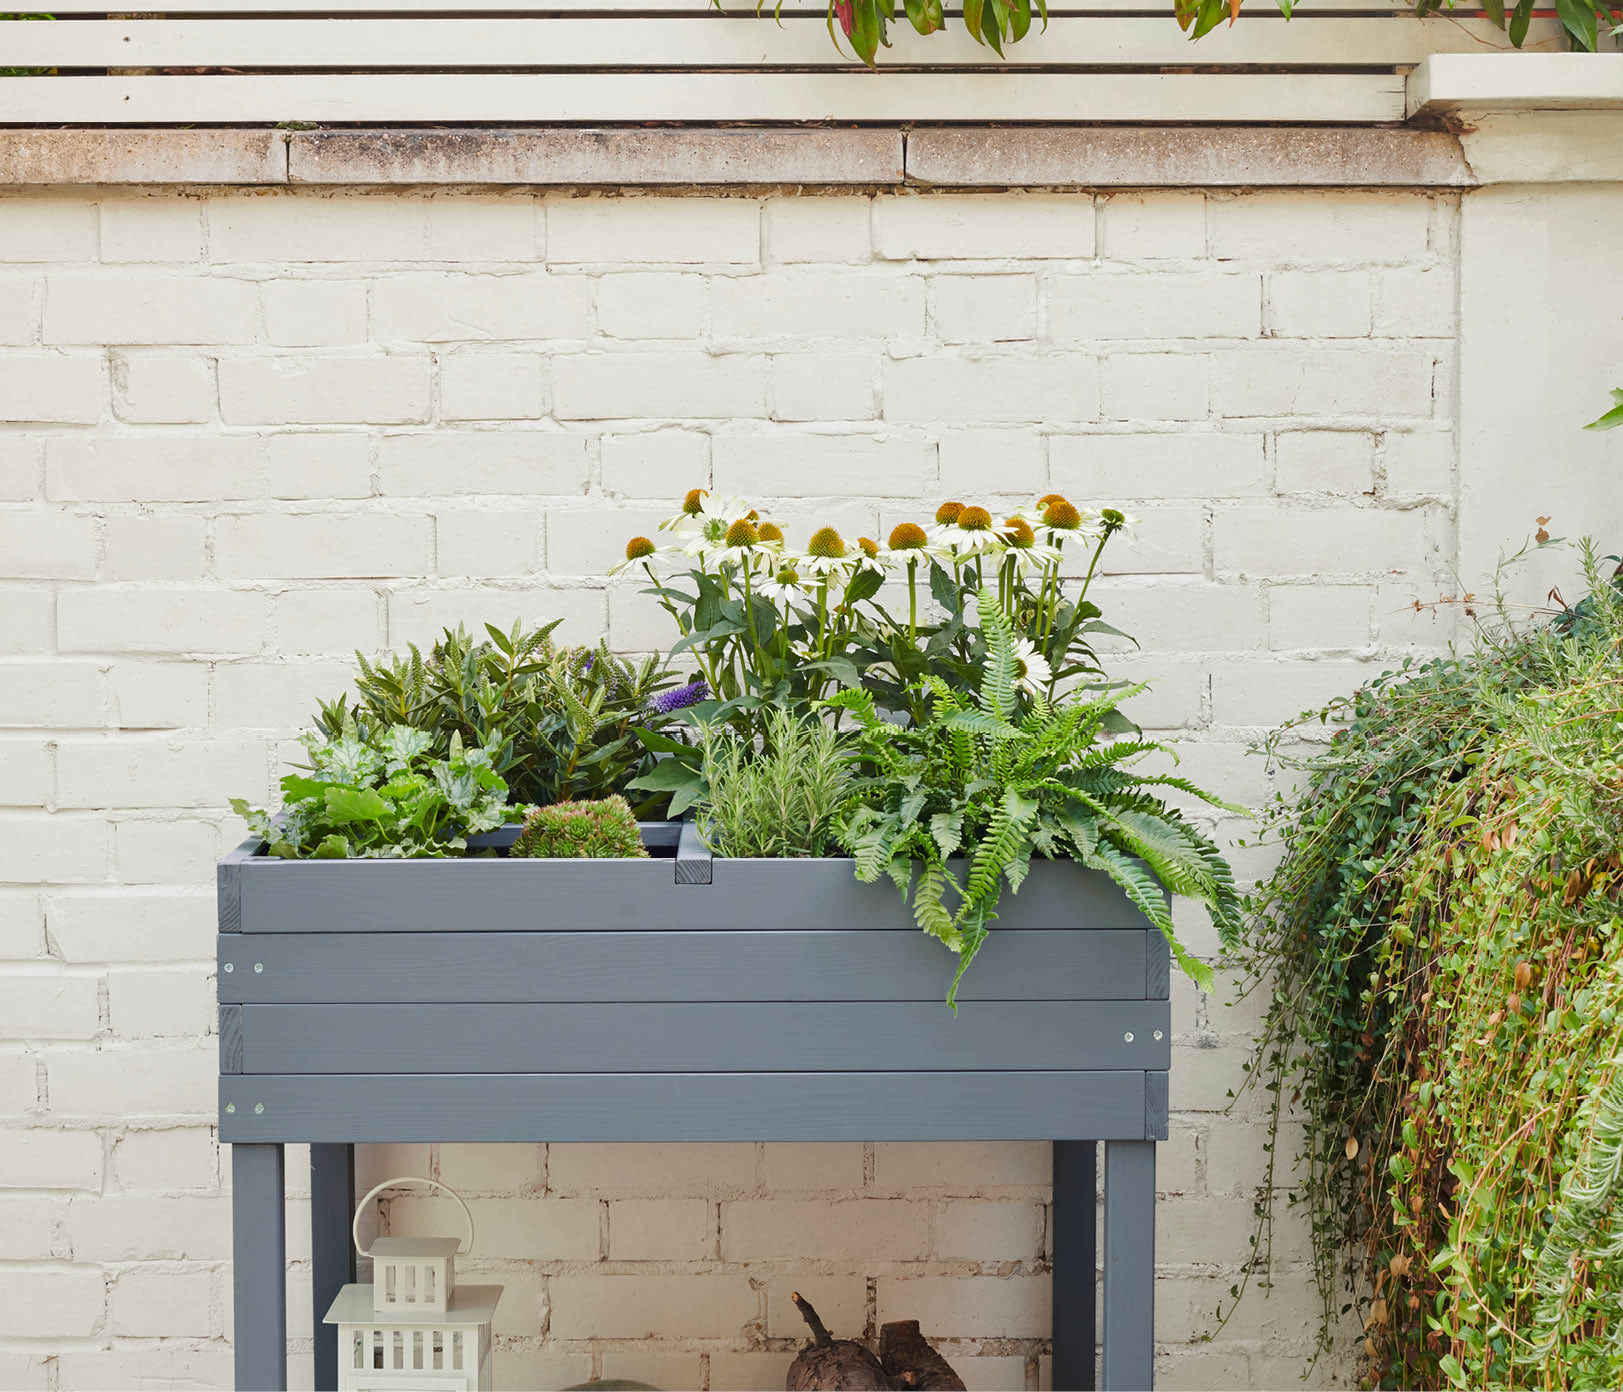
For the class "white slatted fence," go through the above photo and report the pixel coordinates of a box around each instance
[0,0,1561,125]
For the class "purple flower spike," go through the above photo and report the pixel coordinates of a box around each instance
[648,678,709,715]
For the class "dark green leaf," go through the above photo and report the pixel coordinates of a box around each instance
[1553,0,1598,47]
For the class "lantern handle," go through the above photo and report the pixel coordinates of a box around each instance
[351,1175,475,1260]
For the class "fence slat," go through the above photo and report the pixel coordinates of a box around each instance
[0,71,1407,122]
[32,0,1436,14]
[1,14,1544,68]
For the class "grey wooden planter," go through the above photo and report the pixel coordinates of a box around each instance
[219,822,1168,1392]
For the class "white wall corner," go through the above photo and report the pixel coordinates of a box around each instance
[1409,52,1623,118]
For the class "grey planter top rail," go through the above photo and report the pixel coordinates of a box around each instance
[218,822,1165,1391]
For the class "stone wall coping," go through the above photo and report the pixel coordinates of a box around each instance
[0,125,1482,190]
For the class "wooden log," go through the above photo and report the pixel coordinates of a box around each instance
[786,1292,889,1391]
[879,1321,967,1391]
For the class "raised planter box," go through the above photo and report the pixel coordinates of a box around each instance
[219,824,1168,1391]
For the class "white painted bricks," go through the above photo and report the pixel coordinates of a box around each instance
[0,185,1467,1391]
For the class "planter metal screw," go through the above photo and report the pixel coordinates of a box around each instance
[1124,1032,1134,1043]
[254,1102,264,1114]
[223,963,234,973]
[254,963,263,973]
[225,1103,236,1113]
[1153,1030,1164,1041]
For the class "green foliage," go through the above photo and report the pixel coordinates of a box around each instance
[833,589,1241,1005]
[511,794,648,859]
[695,707,851,858]
[794,0,1046,67]
[316,620,679,816]
[1227,541,1623,1388]
[1588,387,1623,431]
[630,492,1129,747]
[231,715,512,859]
[1419,0,1619,49]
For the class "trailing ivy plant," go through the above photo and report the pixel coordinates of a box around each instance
[316,620,683,816]
[832,588,1241,1004]
[1225,541,1623,1388]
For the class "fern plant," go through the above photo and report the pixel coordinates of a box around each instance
[832,589,1240,1004]
[316,620,680,814]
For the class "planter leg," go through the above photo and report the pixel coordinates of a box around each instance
[310,1143,355,1391]
[232,1142,287,1392]
[1101,1140,1154,1392]
[1052,1140,1097,1391]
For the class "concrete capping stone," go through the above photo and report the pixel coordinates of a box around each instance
[0,124,1475,190]
[290,127,905,186]
[903,126,1477,188]
[0,128,287,185]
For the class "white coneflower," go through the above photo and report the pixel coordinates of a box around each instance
[937,505,1006,562]
[758,564,806,604]
[1011,637,1053,697]
[800,526,855,577]
[1037,497,1099,543]
[999,517,1062,573]
[660,487,750,534]
[715,517,769,569]
[851,536,888,575]
[1097,507,1140,543]
[683,513,732,560]
[610,535,664,575]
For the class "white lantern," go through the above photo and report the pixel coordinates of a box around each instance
[324,1176,503,1392]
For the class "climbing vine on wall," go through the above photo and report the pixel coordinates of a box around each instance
[1225,542,1623,1388]
[773,0,1621,68]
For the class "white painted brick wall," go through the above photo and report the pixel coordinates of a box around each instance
[0,183,1478,1392]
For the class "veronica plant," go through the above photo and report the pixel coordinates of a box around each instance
[831,589,1241,1004]
[620,489,1132,746]
[315,620,683,816]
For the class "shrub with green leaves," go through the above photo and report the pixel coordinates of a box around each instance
[832,589,1241,1004]
[695,708,850,859]
[231,717,512,859]
[1228,542,1623,1389]
[317,620,679,815]
[511,795,647,859]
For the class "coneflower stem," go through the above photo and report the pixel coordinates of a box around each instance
[907,560,918,642]
[741,562,760,685]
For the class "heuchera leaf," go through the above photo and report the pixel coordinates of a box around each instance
[324,785,390,824]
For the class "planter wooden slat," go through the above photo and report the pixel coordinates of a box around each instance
[224,848,1150,935]
[217,928,1154,1003]
[236,1000,1172,1073]
[220,1068,1163,1141]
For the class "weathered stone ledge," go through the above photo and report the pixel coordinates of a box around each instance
[0,125,1481,189]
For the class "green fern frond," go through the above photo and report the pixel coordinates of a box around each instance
[975,588,1018,722]
[1104,809,1220,903]
[1088,840,1214,995]
[912,861,961,950]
